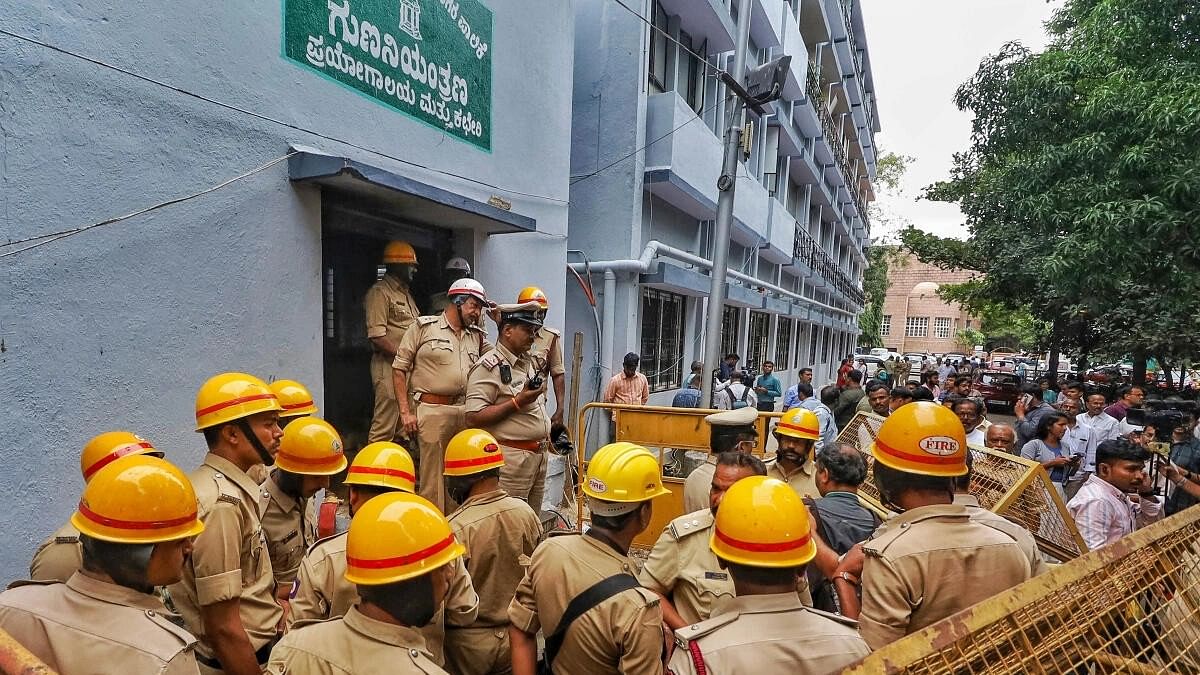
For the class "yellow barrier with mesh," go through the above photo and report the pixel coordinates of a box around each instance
[0,627,54,674]
[845,506,1200,674]
[838,411,1088,560]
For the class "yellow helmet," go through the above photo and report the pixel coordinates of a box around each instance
[344,442,416,493]
[709,476,815,567]
[443,429,505,477]
[71,455,206,544]
[344,492,465,585]
[275,418,348,476]
[80,431,163,482]
[581,442,671,503]
[516,286,549,309]
[382,240,418,265]
[270,380,318,418]
[774,408,820,441]
[194,372,282,431]
[870,401,968,477]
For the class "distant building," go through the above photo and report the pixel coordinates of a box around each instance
[880,252,979,355]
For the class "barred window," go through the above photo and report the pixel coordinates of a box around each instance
[647,1,668,93]
[881,314,891,337]
[906,316,929,338]
[747,311,770,371]
[640,288,686,393]
[720,306,741,361]
[809,322,819,365]
[934,317,952,339]
[775,318,793,370]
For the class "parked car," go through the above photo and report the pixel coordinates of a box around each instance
[988,358,1014,372]
[975,370,1022,413]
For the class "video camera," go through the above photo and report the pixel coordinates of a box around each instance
[1125,399,1199,436]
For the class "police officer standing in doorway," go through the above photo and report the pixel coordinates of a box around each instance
[364,240,422,444]
[516,287,568,426]
[393,278,492,512]
[465,302,552,511]
[429,257,474,313]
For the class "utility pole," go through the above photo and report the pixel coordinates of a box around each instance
[701,0,754,408]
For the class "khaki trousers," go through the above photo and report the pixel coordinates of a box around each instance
[498,442,548,514]
[416,402,465,513]
[368,353,399,443]
[445,626,512,675]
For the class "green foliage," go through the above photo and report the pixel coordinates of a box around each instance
[904,0,1200,364]
[955,328,986,352]
[859,244,907,348]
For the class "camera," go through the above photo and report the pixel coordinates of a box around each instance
[1126,399,1198,435]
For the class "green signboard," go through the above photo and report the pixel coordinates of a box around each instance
[283,0,493,150]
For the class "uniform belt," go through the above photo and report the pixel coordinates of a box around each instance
[196,639,278,669]
[496,438,545,451]
[417,393,463,405]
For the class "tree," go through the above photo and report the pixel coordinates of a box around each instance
[858,150,913,348]
[902,0,1200,380]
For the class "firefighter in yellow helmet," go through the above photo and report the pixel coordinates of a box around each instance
[517,286,567,427]
[832,402,1036,649]
[259,417,347,609]
[441,429,543,675]
[30,431,164,582]
[766,407,821,499]
[508,442,669,674]
[287,442,478,668]
[267,493,465,674]
[0,455,205,673]
[170,372,284,674]
[667,476,869,674]
[364,240,422,444]
[268,379,318,426]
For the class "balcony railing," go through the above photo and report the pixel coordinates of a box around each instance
[807,61,870,231]
[793,224,865,307]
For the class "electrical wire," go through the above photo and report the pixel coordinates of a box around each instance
[608,0,728,78]
[0,28,566,204]
[0,152,297,259]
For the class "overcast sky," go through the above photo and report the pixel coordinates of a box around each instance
[859,0,1061,241]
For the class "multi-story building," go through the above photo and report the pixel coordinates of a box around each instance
[567,0,880,419]
[880,251,981,354]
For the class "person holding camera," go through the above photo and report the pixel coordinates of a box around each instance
[393,278,493,513]
[465,302,553,512]
[1165,412,1200,515]
[1067,439,1162,550]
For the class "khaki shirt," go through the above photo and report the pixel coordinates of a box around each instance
[682,458,717,514]
[267,605,446,674]
[668,593,869,675]
[860,503,1033,649]
[262,472,318,585]
[508,534,665,675]
[637,509,734,625]
[446,489,542,626]
[287,531,477,666]
[953,493,1050,577]
[364,275,420,344]
[393,314,491,399]
[29,520,82,583]
[529,326,566,378]
[169,453,281,658]
[465,343,551,442]
[0,573,199,674]
[766,457,819,500]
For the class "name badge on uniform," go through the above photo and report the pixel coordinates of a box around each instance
[704,571,729,581]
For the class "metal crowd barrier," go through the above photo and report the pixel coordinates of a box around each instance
[0,627,53,674]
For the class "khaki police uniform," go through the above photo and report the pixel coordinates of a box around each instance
[169,453,282,671]
[365,274,421,443]
[667,592,870,675]
[29,521,82,583]
[0,572,199,674]
[765,458,819,500]
[508,534,665,675]
[528,326,565,380]
[859,502,1034,649]
[444,489,543,675]
[953,493,1049,577]
[267,605,447,674]
[465,344,552,511]
[393,313,491,512]
[286,530,477,667]
[261,472,318,587]
[638,509,735,625]
[682,458,717,514]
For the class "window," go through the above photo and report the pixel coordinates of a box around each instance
[647,1,668,93]
[678,31,707,113]
[809,323,819,365]
[905,316,929,338]
[720,306,741,361]
[934,317,952,339]
[966,318,974,329]
[775,318,793,370]
[880,314,891,337]
[640,288,686,393]
[824,327,834,364]
[747,311,770,370]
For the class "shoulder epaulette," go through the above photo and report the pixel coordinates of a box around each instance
[540,326,562,337]
[667,510,713,540]
[305,529,348,557]
[416,315,439,326]
[673,610,739,646]
[803,605,861,627]
[474,350,505,371]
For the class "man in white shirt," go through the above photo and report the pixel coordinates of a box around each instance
[1057,397,1093,499]
[1069,392,1121,497]
[797,383,838,452]
[953,397,987,446]
[713,372,757,410]
[1067,438,1161,550]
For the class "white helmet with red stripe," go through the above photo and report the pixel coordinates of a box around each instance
[448,278,487,305]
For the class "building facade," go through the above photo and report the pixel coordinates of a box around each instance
[0,0,573,578]
[880,252,980,354]
[567,0,879,436]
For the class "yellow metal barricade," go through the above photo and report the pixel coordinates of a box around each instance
[574,403,780,550]
[844,507,1200,674]
[838,411,1088,560]
[0,628,54,674]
